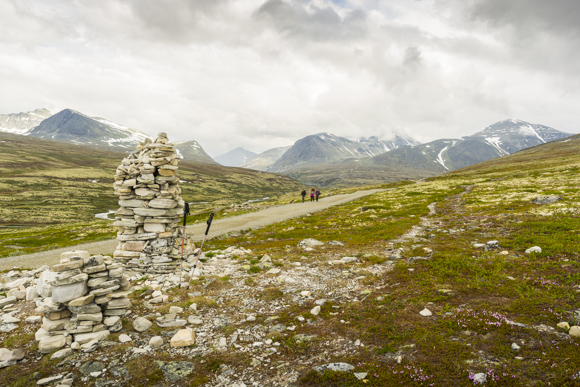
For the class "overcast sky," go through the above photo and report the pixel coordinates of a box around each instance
[1,0,579,156]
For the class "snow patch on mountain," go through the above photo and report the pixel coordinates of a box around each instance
[436,145,449,170]
[519,125,546,143]
[484,137,509,156]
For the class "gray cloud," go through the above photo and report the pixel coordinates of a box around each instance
[254,0,367,43]
[0,0,578,155]
[468,0,580,37]
[437,0,580,75]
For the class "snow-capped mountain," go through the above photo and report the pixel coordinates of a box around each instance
[214,147,257,167]
[0,108,52,134]
[266,132,418,173]
[365,119,572,172]
[25,108,216,162]
[470,119,568,156]
[174,140,217,164]
[27,109,150,152]
[240,146,292,171]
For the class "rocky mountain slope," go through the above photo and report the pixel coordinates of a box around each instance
[0,108,52,134]
[286,119,573,188]
[22,108,216,163]
[215,147,257,167]
[174,140,217,164]
[267,133,418,173]
[26,109,151,152]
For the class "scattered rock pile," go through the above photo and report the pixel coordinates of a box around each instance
[112,132,194,274]
[35,250,131,355]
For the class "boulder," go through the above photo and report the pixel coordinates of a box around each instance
[155,361,195,382]
[532,195,562,205]
[525,246,542,254]
[314,363,355,373]
[133,317,153,332]
[298,238,324,248]
[170,328,195,347]
[150,336,164,348]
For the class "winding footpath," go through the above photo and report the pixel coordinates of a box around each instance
[0,189,385,271]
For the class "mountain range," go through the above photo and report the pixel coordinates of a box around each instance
[264,132,419,173]
[362,119,571,173]
[1,108,217,164]
[264,119,572,187]
[0,107,573,187]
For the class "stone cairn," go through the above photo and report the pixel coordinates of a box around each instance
[112,132,194,274]
[35,250,130,354]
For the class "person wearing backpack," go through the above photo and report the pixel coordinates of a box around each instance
[315,189,320,202]
[301,189,306,203]
[310,188,315,202]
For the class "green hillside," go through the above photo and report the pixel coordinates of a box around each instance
[0,132,301,256]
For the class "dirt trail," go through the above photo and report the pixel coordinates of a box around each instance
[0,189,385,271]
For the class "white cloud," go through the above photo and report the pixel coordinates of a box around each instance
[0,0,578,156]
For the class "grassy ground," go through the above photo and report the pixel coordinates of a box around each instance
[2,136,580,386]
[194,136,580,385]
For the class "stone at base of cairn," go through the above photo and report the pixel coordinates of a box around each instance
[35,251,131,355]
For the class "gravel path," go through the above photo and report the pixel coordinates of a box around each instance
[0,189,384,271]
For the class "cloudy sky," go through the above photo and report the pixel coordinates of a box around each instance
[1,0,578,156]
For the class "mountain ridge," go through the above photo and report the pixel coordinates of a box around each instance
[23,108,216,164]
[0,108,52,135]
[266,132,419,173]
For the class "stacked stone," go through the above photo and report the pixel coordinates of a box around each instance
[35,251,131,354]
[113,132,193,274]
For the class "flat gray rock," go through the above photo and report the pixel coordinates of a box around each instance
[314,362,355,373]
[79,360,105,376]
[155,361,195,382]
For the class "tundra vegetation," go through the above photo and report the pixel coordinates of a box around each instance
[0,132,301,257]
[1,134,580,385]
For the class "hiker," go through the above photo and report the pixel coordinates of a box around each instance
[310,188,315,202]
[315,189,320,202]
[301,189,306,203]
